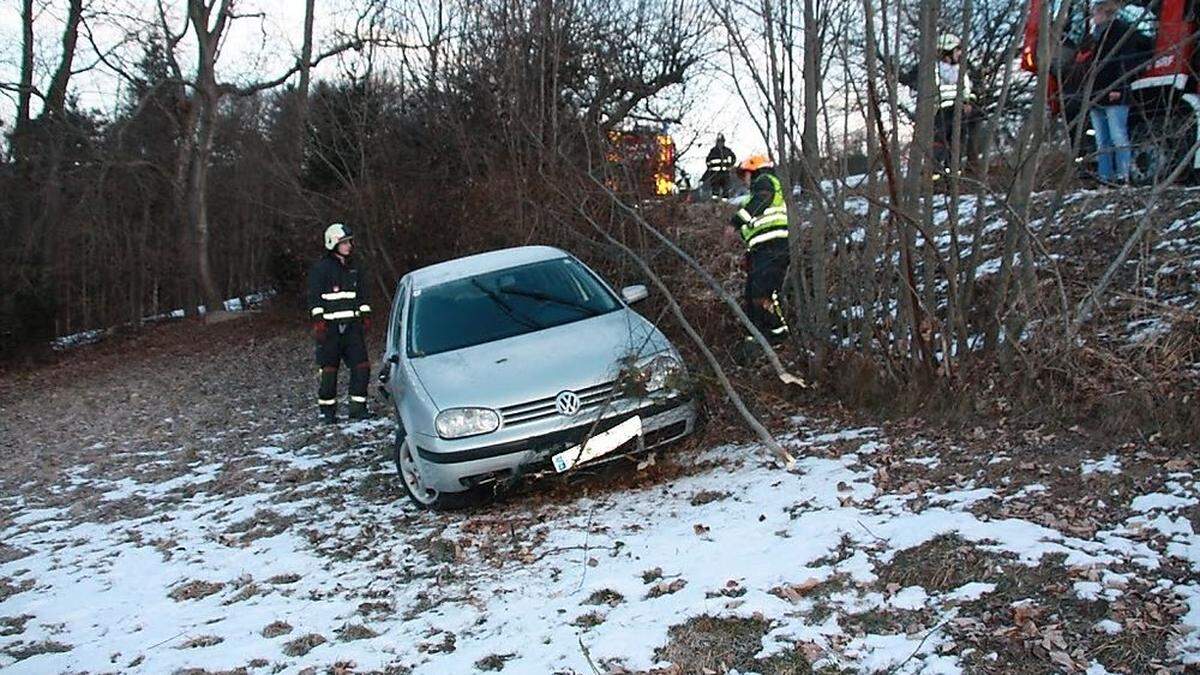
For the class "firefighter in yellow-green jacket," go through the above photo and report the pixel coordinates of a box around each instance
[729,154,789,344]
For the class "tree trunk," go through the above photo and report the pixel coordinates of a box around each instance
[802,0,828,360]
[761,0,803,338]
[984,0,1060,352]
[189,92,223,311]
[44,0,84,117]
[15,0,33,137]
[898,0,939,373]
[188,0,230,312]
[293,0,317,172]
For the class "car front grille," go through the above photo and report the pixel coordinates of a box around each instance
[499,380,623,426]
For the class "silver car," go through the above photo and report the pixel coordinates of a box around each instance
[379,245,697,509]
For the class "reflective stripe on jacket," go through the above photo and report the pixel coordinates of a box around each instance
[937,62,975,108]
[707,146,736,171]
[307,254,371,323]
[732,173,789,249]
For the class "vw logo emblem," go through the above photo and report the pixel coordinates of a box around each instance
[555,391,581,416]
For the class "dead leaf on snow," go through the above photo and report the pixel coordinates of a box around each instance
[770,578,820,604]
[645,579,687,598]
[641,567,663,584]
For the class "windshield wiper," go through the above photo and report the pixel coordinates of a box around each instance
[470,279,543,330]
[496,287,601,316]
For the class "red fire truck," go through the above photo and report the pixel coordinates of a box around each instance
[1021,0,1199,184]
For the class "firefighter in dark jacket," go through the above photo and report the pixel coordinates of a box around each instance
[730,154,789,343]
[704,133,737,198]
[308,223,372,423]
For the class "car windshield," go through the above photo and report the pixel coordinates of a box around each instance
[408,257,622,357]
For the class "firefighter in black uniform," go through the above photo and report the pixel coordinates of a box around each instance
[730,154,789,344]
[704,133,737,198]
[308,223,372,423]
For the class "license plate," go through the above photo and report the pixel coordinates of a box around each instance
[552,417,642,473]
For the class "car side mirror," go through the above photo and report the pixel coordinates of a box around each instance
[387,353,400,364]
[621,285,649,304]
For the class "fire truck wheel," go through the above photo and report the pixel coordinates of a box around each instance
[1129,111,1197,188]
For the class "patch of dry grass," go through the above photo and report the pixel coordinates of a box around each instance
[177,635,223,649]
[582,588,624,607]
[570,611,605,629]
[0,614,33,637]
[261,621,292,638]
[4,640,72,662]
[0,577,34,603]
[282,632,327,656]
[168,579,225,602]
[335,623,378,641]
[654,615,815,674]
[475,653,516,671]
[876,534,1003,593]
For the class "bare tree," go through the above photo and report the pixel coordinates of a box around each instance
[162,0,364,312]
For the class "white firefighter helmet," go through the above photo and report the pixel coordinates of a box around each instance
[323,223,353,251]
[938,34,961,53]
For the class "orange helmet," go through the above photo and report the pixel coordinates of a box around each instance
[737,154,774,174]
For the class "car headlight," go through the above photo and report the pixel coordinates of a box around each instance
[435,407,500,439]
[640,354,682,392]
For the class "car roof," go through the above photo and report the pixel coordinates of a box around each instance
[405,245,571,291]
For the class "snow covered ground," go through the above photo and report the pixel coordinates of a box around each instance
[1,414,1197,673]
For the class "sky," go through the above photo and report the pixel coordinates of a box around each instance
[0,0,770,176]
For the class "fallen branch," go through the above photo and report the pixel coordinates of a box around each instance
[579,636,602,675]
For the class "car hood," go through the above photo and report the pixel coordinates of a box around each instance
[410,309,673,410]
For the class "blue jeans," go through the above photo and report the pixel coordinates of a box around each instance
[1089,104,1131,181]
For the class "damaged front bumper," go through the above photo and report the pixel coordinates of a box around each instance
[412,397,697,493]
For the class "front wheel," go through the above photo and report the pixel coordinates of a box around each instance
[393,428,489,510]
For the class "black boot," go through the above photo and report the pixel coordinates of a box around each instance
[320,404,338,425]
[318,365,339,425]
[348,399,372,420]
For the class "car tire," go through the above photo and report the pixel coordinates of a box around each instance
[393,425,489,511]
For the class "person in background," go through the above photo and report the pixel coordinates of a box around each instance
[1083,0,1139,185]
[933,33,978,173]
[704,134,737,198]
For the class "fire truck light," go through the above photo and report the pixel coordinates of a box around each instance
[654,174,675,195]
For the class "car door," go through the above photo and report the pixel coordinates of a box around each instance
[381,280,410,405]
